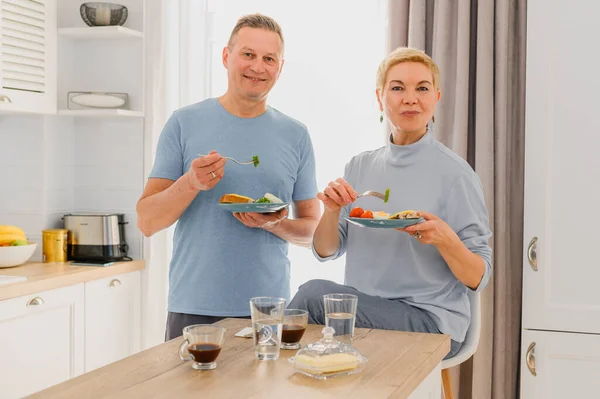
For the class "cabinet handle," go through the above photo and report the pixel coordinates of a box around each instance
[0,95,12,103]
[526,342,537,376]
[27,297,45,307]
[109,279,121,287]
[527,236,538,271]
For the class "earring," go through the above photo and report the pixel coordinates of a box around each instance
[380,114,383,123]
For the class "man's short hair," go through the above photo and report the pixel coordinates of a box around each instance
[228,13,284,51]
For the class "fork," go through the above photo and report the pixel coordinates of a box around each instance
[326,189,390,203]
[197,154,259,166]
[357,189,390,203]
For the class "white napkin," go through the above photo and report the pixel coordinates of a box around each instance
[234,327,254,338]
[0,275,27,286]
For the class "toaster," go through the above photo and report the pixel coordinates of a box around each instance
[63,213,130,262]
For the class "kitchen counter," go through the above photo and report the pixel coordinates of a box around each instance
[0,260,145,301]
[30,318,450,399]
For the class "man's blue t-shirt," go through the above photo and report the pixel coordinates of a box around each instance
[149,98,318,316]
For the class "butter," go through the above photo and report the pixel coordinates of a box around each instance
[294,353,359,374]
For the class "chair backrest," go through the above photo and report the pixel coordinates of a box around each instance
[441,290,481,369]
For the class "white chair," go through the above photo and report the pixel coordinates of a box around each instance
[441,290,481,399]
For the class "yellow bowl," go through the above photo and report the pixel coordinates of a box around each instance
[0,242,37,268]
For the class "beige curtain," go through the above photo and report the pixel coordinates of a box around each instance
[387,0,526,398]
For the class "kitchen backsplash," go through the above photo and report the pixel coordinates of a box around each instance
[0,115,144,261]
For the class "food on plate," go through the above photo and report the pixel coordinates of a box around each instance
[220,192,282,204]
[348,207,364,218]
[0,225,28,246]
[388,210,420,219]
[348,208,420,220]
[372,211,390,220]
[255,193,283,203]
[359,210,373,219]
[219,194,255,204]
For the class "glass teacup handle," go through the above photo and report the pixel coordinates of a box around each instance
[178,339,193,361]
[258,325,273,344]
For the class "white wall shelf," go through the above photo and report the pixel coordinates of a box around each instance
[58,109,145,118]
[58,26,143,40]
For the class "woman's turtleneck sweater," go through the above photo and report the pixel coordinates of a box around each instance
[313,128,492,342]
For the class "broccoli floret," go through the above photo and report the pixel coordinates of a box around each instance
[253,155,260,167]
[255,197,271,203]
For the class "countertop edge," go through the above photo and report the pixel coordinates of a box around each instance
[0,260,145,301]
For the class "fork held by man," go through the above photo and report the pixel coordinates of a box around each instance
[198,153,260,167]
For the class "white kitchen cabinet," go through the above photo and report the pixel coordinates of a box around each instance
[521,330,600,399]
[0,283,84,399]
[407,364,442,399]
[0,0,57,114]
[522,0,600,335]
[521,0,600,397]
[84,270,141,372]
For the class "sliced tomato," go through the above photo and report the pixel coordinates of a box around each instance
[349,207,364,218]
[360,210,373,219]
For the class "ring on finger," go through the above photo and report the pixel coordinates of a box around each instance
[210,171,216,179]
[413,231,423,239]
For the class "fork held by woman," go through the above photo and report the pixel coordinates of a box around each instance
[318,178,390,210]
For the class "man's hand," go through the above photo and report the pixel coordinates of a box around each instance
[233,208,289,230]
[186,150,227,191]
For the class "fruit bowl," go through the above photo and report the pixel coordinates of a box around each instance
[0,242,37,268]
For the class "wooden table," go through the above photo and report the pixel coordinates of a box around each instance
[30,318,450,399]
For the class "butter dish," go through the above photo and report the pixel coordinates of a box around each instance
[288,326,367,379]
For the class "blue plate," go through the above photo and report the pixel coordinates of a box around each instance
[219,203,290,213]
[344,217,425,229]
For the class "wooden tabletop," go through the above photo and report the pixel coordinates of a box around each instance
[31,318,450,399]
[0,260,145,301]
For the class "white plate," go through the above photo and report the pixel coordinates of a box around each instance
[71,93,126,108]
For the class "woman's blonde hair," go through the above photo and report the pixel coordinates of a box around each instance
[376,47,440,93]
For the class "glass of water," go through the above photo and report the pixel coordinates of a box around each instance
[249,296,286,360]
[323,293,358,345]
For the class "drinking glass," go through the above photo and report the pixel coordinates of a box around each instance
[281,309,309,350]
[249,296,286,360]
[323,293,358,345]
[178,325,226,370]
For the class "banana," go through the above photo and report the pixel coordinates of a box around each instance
[0,225,26,236]
[0,226,27,245]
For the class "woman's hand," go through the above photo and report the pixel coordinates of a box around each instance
[316,178,358,212]
[401,211,460,249]
[403,211,487,290]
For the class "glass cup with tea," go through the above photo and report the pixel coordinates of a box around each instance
[281,309,309,350]
[178,325,226,370]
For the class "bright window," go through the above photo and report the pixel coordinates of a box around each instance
[190,0,388,295]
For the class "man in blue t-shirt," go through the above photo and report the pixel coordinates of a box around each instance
[137,14,320,340]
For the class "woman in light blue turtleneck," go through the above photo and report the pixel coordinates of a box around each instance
[288,47,492,359]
